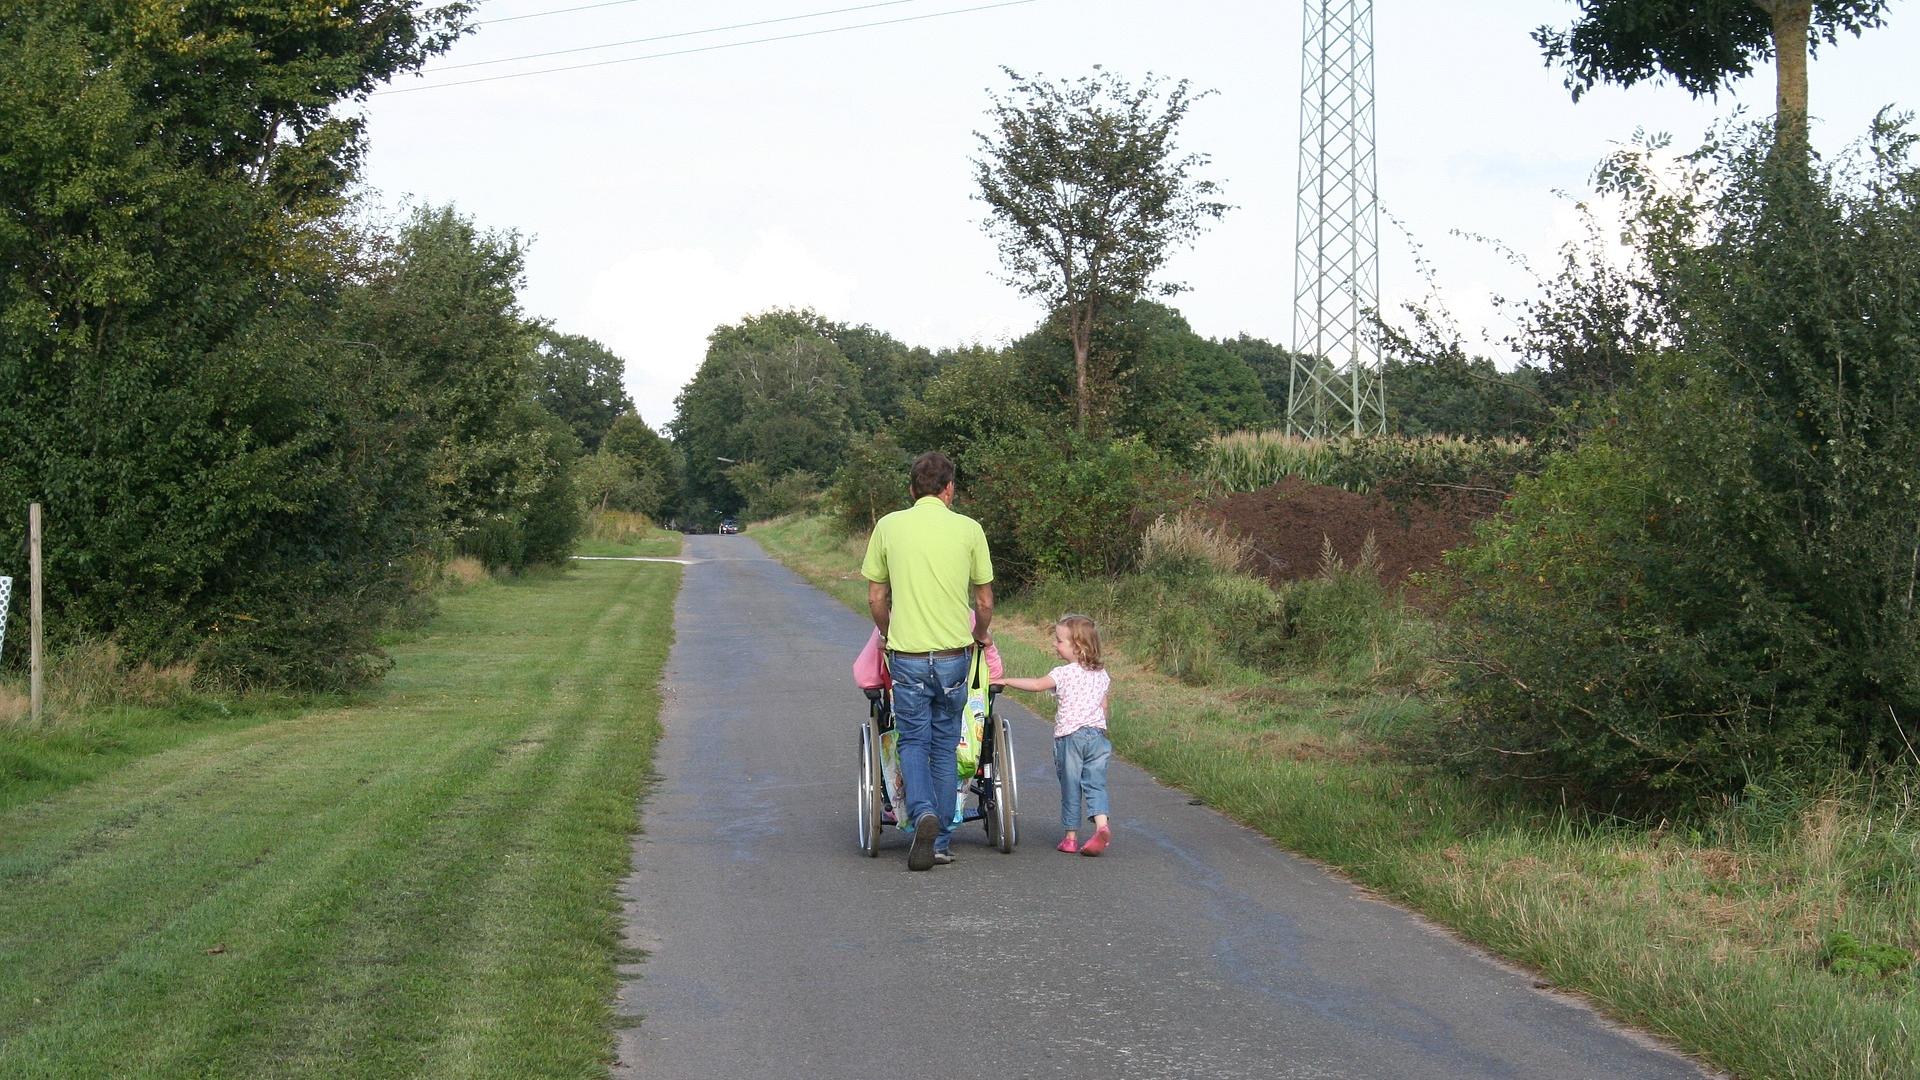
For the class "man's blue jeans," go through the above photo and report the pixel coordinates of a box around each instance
[1053,726,1112,832]
[889,651,970,852]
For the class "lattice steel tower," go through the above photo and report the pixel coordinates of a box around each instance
[1288,0,1385,437]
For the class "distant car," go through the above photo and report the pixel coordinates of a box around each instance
[718,518,740,535]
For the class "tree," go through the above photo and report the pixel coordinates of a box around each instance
[534,331,635,451]
[895,345,1052,464]
[974,67,1229,431]
[343,206,545,549]
[1534,1,1890,153]
[1217,334,1299,419]
[830,323,937,431]
[601,412,679,519]
[1380,353,1545,439]
[668,310,858,511]
[1001,300,1268,458]
[0,0,467,687]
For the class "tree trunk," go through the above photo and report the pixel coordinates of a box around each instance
[1070,302,1092,433]
[1756,0,1812,156]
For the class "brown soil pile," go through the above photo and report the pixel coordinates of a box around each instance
[1202,476,1497,588]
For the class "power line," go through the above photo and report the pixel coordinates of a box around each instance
[374,0,1039,96]
[476,0,652,27]
[446,0,925,72]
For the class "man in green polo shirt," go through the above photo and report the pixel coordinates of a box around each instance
[862,451,994,871]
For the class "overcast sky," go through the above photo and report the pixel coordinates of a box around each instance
[359,0,1917,429]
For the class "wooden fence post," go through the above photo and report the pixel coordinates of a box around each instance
[30,502,43,725]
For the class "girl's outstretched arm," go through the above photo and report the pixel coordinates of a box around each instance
[998,674,1055,693]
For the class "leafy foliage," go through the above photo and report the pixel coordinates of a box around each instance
[0,0,472,688]
[1534,0,1889,148]
[824,432,913,535]
[1216,334,1300,420]
[1440,121,1920,805]
[533,331,635,451]
[831,323,940,431]
[344,206,580,572]
[669,309,856,512]
[596,412,679,519]
[894,345,1051,462]
[1053,300,1269,457]
[964,430,1176,585]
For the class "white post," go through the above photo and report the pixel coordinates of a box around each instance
[30,502,43,725]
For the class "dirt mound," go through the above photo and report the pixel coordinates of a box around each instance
[1202,476,1496,588]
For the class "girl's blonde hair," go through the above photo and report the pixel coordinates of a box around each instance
[1055,613,1103,671]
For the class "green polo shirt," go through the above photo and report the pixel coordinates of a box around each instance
[861,496,994,653]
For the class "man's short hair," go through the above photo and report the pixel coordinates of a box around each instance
[910,451,956,499]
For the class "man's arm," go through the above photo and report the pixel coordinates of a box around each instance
[971,582,994,644]
[868,580,890,638]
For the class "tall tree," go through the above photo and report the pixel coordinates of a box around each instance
[973,67,1229,431]
[343,205,576,566]
[668,310,858,511]
[533,330,635,451]
[1534,0,1890,153]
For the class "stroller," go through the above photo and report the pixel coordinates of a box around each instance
[854,642,1020,856]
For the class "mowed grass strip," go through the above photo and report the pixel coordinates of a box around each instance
[0,557,679,1078]
[752,513,1920,1080]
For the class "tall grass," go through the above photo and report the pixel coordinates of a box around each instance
[1026,516,1429,690]
[0,640,196,727]
[1200,431,1536,495]
[1200,431,1341,492]
[584,509,657,545]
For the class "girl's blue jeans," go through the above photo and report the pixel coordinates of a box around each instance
[1053,725,1112,832]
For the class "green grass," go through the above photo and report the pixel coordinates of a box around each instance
[0,557,679,1077]
[574,528,682,558]
[0,696,308,814]
[752,512,1920,1080]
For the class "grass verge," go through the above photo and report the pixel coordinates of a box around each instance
[0,556,680,1077]
[575,511,681,558]
[752,512,1920,1080]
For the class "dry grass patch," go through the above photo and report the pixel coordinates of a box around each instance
[442,556,490,590]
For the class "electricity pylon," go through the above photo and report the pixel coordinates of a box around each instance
[1288,0,1386,438]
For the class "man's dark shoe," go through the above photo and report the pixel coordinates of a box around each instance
[908,812,939,871]
[932,849,954,866]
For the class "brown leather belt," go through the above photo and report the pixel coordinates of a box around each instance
[885,646,970,659]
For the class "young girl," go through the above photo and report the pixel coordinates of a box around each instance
[998,614,1113,856]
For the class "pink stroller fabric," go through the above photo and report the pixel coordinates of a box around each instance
[852,623,1002,689]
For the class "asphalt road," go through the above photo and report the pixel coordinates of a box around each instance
[614,534,1710,1080]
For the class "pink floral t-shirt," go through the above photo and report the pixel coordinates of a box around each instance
[1048,662,1110,738]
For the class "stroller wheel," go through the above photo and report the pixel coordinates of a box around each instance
[991,715,1018,852]
[856,720,884,857]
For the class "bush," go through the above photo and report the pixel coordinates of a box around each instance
[725,463,820,522]
[1440,384,1853,804]
[825,432,911,534]
[1435,123,1920,807]
[964,431,1177,586]
[452,405,583,573]
[1278,537,1427,683]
